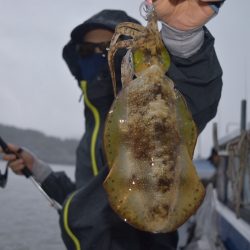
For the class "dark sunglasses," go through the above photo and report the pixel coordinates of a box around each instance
[77,41,110,58]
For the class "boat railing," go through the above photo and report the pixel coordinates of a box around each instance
[216,130,250,223]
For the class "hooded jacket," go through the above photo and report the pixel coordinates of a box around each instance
[41,9,222,250]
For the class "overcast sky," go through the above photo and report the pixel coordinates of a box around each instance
[0,0,249,158]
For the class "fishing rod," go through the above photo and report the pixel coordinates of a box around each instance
[0,136,62,211]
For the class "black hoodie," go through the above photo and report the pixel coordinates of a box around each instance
[41,9,222,250]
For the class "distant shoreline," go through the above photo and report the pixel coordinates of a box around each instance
[0,123,79,165]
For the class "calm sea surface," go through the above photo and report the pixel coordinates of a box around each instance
[0,161,74,250]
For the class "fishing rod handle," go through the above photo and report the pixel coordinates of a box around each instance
[21,167,32,178]
[0,136,32,178]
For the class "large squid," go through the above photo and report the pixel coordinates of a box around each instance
[103,4,205,233]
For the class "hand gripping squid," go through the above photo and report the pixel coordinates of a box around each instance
[103,3,205,233]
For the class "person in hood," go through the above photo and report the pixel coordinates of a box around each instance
[1,1,225,249]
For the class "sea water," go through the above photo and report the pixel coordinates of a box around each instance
[0,160,74,250]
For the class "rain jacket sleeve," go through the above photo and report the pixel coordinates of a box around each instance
[168,27,223,132]
[41,172,76,205]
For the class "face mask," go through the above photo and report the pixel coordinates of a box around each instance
[78,54,108,83]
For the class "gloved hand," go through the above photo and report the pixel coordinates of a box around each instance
[153,0,224,30]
